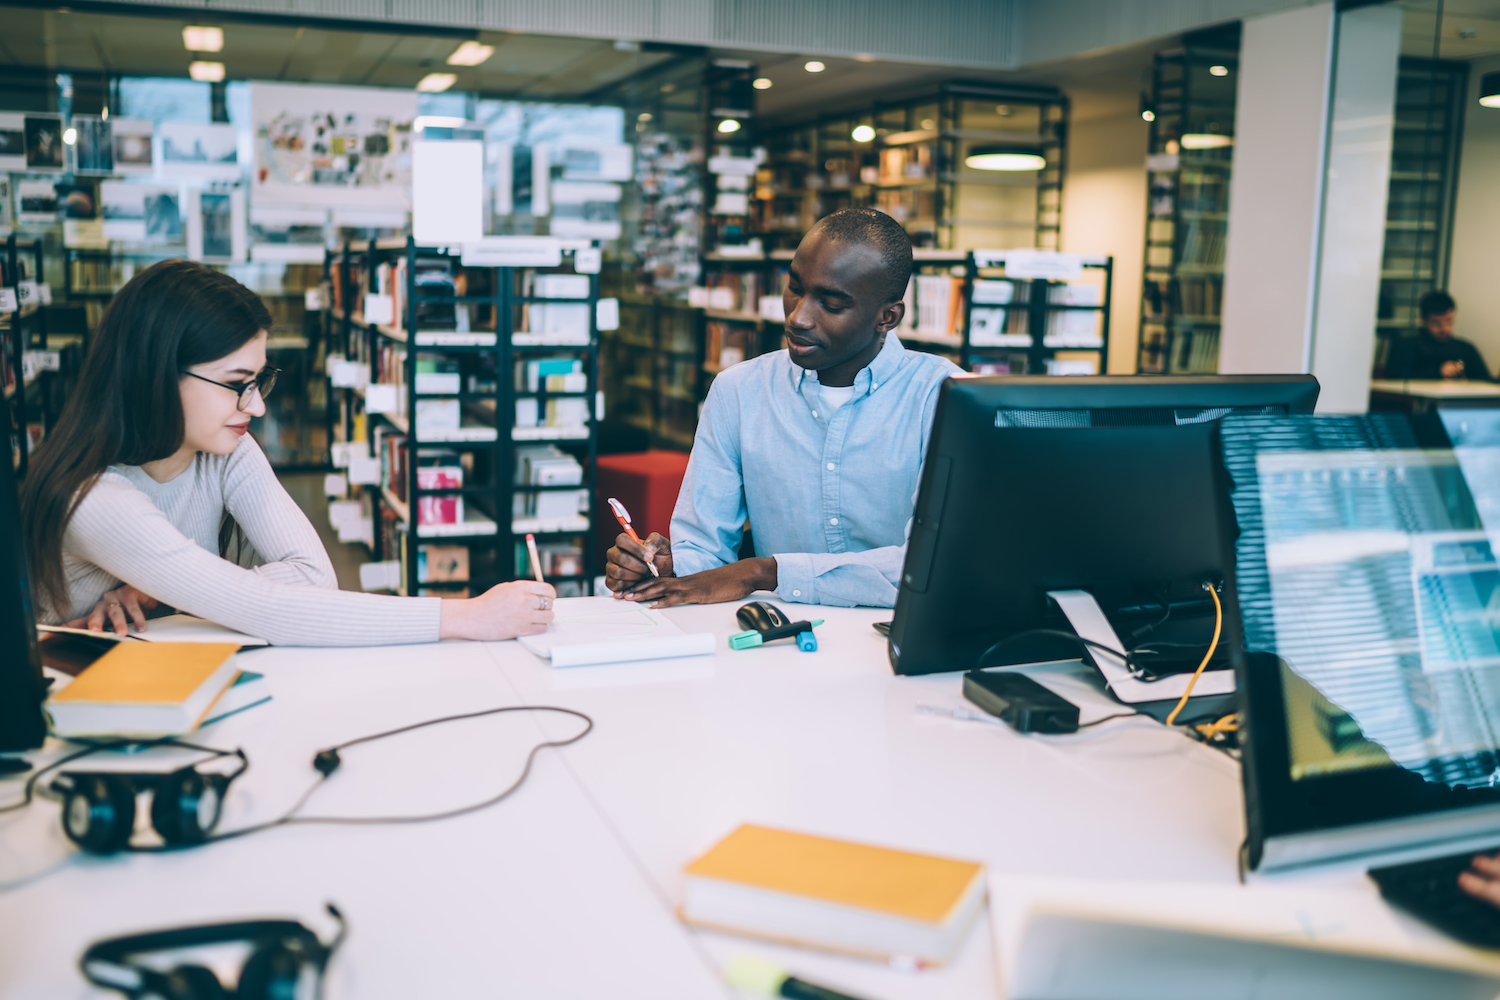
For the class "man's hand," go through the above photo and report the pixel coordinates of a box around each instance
[1441,360,1465,379]
[1459,854,1500,908]
[65,584,159,636]
[619,557,777,608]
[605,531,674,594]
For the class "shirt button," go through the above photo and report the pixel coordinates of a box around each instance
[826,462,835,471]
[812,410,818,417]
[830,517,839,525]
[793,590,801,597]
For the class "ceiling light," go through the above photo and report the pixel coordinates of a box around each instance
[804,61,825,73]
[447,41,494,66]
[851,124,876,143]
[1180,133,1233,149]
[637,112,652,121]
[416,73,458,92]
[1209,65,1229,77]
[189,61,225,82]
[717,119,741,134]
[182,26,223,52]
[965,146,1046,171]
[63,127,76,145]
[1142,110,1156,122]
[753,77,772,90]
[1481,72,1500,107]
[413,115,468,131]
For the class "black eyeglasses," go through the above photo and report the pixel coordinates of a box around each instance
[182,367,281,411]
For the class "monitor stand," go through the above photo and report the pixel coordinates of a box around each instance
[1047,589,1236,720]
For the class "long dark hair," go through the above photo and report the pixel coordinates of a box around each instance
[21,259,271,616]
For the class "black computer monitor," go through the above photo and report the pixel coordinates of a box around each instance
[1,402,48,752]
[887,374,1319,681]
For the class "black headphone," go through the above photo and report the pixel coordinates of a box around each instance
[52,749,248,854]
[81,903,345,1000]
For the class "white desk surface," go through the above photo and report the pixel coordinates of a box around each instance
[0,597,1412,998]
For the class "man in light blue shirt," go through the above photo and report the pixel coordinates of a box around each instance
[605,208,959,608]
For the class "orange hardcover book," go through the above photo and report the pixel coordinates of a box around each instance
[681,824,986,964]
[47,642,242,738]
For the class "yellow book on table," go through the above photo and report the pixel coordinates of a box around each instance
[681,823,986,965]
[46,642,242,738]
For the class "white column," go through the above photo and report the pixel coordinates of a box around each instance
[1218,2,1336,377]
[1309,5,1402,412]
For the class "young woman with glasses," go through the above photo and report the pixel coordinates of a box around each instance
[20,259,555,645]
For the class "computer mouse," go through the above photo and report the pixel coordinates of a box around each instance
[737,601,791,633]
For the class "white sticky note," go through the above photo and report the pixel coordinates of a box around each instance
[596,297,619,331]
[413,141,484,246]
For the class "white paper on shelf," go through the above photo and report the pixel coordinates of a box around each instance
[517,597,716,667]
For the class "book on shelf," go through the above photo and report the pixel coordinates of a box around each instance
[515,538,584,577]
[417,544,469,584]
[910,274,965,339]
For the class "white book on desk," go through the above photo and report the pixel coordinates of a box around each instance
[517,597,715,667]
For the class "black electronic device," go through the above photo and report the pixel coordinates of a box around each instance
[1224,409,1500,872]
[963,670,1081,734]
[80,903,345,1000]
[736,601,814,642]
[889,374,1318,682]
[1368,849,1500,949]
[0,400,48,753]
[873,621,892,636]
[52,749,248,854]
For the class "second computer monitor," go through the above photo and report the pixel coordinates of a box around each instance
[887,374,1319,678]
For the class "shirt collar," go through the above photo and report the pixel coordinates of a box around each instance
[792,333,909,394]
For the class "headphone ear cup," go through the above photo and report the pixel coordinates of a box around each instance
[61,775,136,854]
[150,769,226,846]
[161,964,229,1000]
[236,943,309,1000]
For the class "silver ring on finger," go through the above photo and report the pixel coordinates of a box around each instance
[538,596,551,611]
[107,602,121,608]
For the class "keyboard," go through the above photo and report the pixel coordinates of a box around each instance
[1369,848,1500,949]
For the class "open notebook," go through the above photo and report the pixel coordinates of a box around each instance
[517,597,715,667]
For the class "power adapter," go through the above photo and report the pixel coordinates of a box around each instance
[962,670,1081,734]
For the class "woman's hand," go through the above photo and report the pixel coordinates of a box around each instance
[65,585,160,636]
[439,580,557,640]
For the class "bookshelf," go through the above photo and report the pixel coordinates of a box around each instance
[1137,28,1239,374]
[750,81,1067,254]
[327,237,601,598]
[1373,57,1468,375]
[962,251,1113,376]
[3,235,53,474]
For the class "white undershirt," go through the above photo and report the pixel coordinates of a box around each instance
[818,383,858,414]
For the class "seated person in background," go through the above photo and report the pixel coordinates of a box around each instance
[22,259,554,646]
[604,208,960,608]
[1384,290,1491,381]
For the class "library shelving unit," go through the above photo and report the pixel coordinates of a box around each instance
[1137,27,1240,375]
[601,292,702,451]
[1373,57,1467,375]
[751,81,1068,254]
[961,251,1112,375]
[3,235,52,474]
[330,237,601,598]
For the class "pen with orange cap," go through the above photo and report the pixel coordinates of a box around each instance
[607,497,660,577]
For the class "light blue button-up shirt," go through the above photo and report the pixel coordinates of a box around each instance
[669,333,960,608]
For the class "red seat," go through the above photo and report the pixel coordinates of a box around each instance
[596,451,691,570]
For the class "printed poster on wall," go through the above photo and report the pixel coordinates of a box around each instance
[17,180,57,224]
[186,187,247,262]
[250,82,416,210]
[101,181,182,244]
[72,115,113,174]
[112,119,155,175]
[24,114,65,171]
[159,122,240,180]
[0,114,26,171]
[0,176,11,234]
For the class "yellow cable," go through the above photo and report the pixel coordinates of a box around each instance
[1195,713,1239,740]
[1164,583,1222,728]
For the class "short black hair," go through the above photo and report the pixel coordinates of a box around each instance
[807,207,913,306]
[1420,289,1456,319]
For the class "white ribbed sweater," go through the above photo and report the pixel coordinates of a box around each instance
[54,435,442,646]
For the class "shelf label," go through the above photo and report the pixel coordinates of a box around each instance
[990,250,1085,281]
[574,246,602,274]
[0,288,14,312]
[364,293,394,325]
[596,297,619,331]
